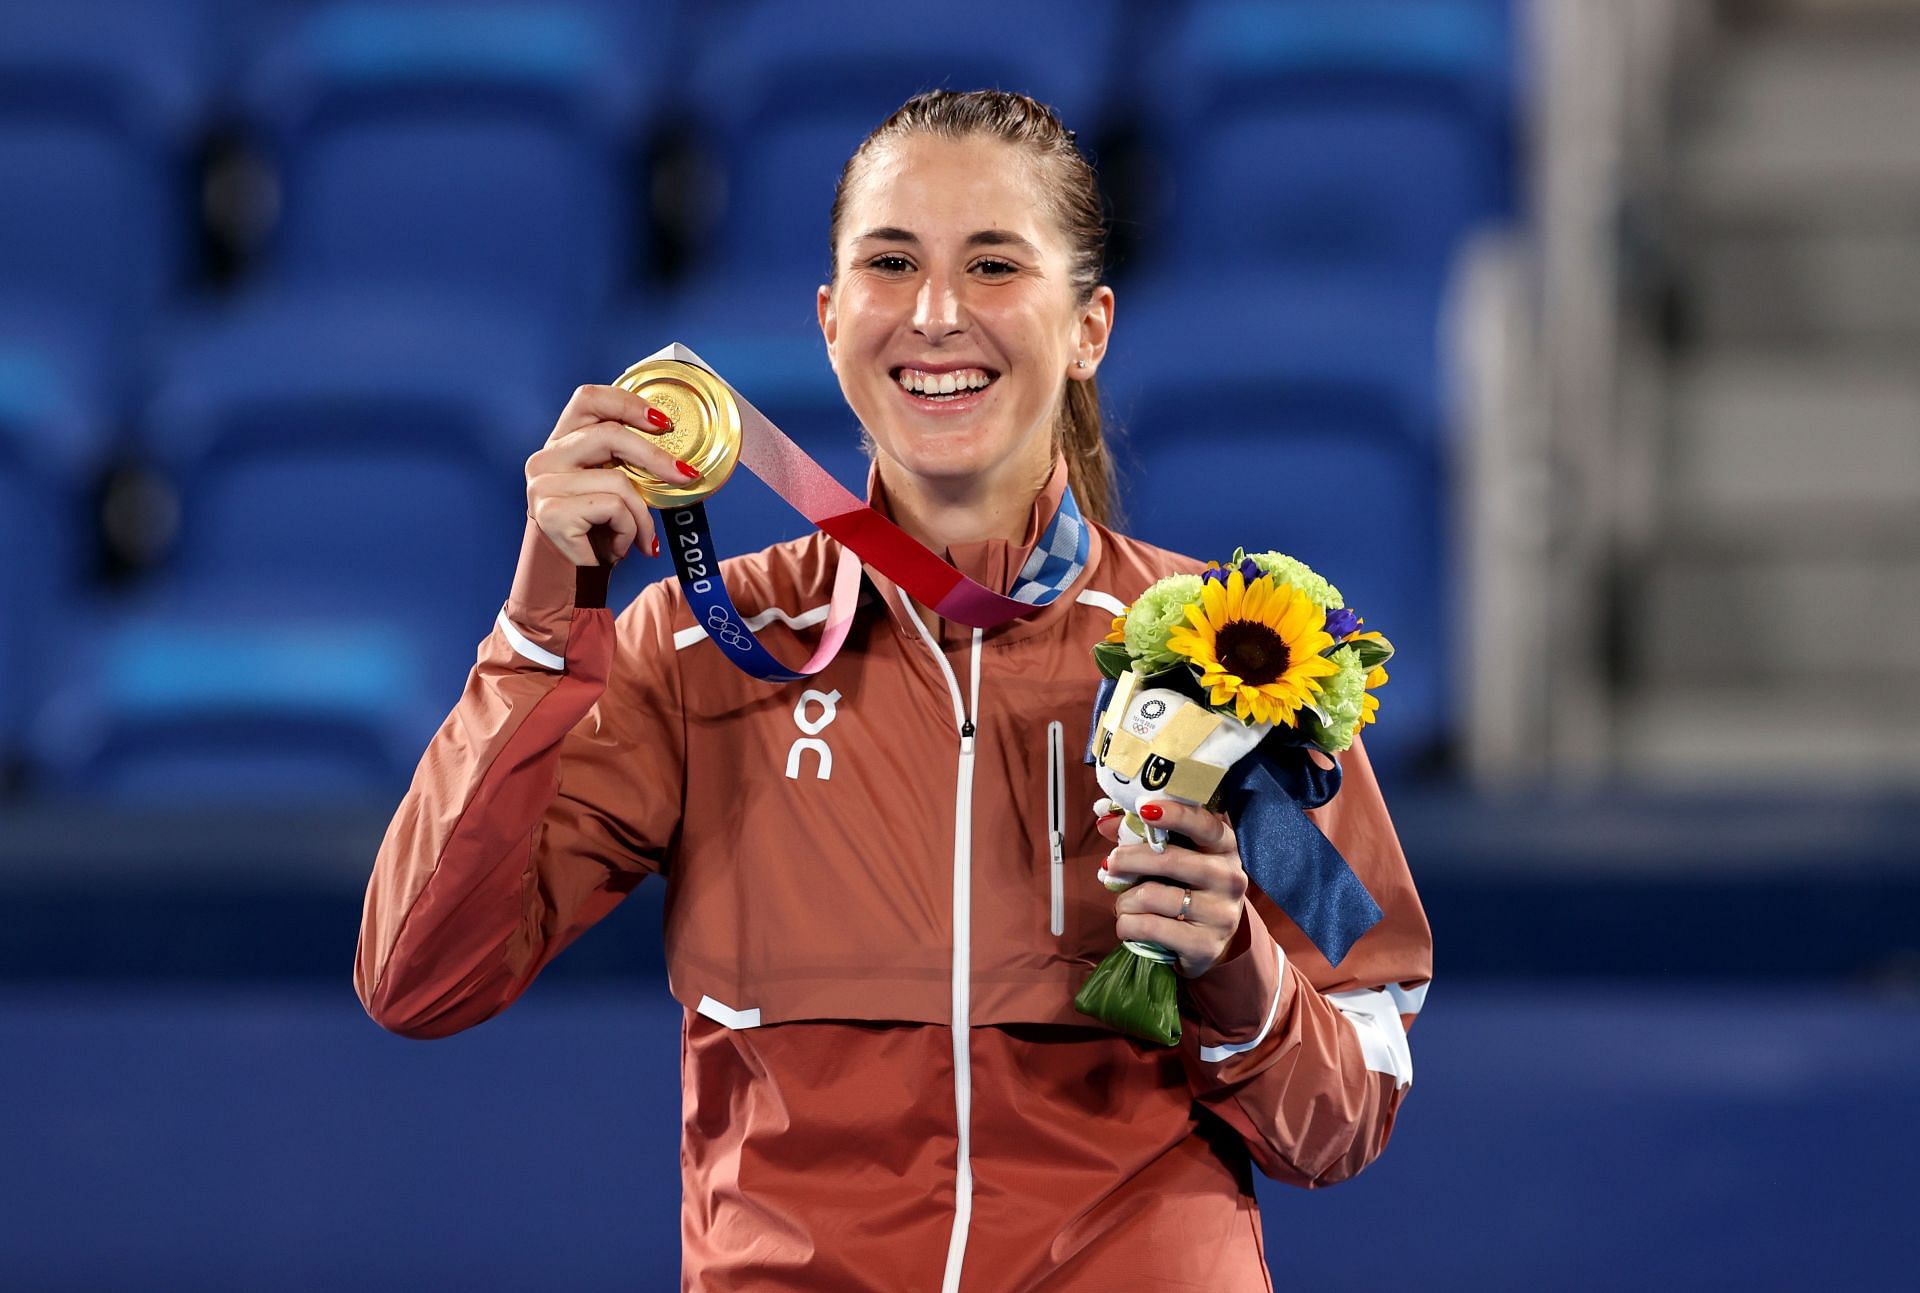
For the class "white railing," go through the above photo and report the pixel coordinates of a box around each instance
[1459,0,1690,788]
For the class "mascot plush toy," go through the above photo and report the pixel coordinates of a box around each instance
[1091,679,1267,877]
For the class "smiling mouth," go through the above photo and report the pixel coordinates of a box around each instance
[890,366,1001,402]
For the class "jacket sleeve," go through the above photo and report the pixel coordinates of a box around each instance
[1177,731,1433,1187]
[353,518,686,1039]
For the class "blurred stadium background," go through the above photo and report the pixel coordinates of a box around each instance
[2,0,1916,1287]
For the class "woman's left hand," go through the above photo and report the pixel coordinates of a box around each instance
[1097,798,1247,979]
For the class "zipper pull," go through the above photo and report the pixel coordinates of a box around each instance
[960,717,976,753]
[1049,833,1065,937]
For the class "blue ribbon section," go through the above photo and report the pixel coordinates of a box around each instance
[1083,682,1384,966]
[658,501,807,683]
[1219,731,1383,967]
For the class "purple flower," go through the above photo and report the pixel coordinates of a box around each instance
[1201,557,1268,587]
[1323,607,1360,639]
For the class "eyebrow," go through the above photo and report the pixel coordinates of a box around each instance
[854,226,1042,257]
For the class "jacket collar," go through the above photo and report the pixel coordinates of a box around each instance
[856,454,1104,648]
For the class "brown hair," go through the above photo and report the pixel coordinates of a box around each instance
[825,89,1119,528]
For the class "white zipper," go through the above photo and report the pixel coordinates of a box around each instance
[897,592,982,1293]
[1046,720,1065,937]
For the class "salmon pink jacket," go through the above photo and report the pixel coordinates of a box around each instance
[355,456,1433,1292]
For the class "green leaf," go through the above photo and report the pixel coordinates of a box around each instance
[1139,662,1194,688]
[1092,640,1133,680]
[1347,635,1395,671]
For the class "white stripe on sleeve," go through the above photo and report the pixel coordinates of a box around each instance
[1385,980,1429,1017]
[496,610,566,671]
[695,995,762,1029]
[1198,938,1288,1063]
[1325,987,1414,1090]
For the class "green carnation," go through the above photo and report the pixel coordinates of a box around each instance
[1306,645,1367,753]
[1123,573,1204,670]
[1243,550,1342,610]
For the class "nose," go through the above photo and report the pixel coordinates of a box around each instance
[912,266,965,341]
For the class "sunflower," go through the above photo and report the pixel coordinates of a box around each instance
[1359,664,1388,728]
[1165,570,1341,725]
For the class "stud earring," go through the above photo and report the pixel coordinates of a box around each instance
[1075,359,1088,369]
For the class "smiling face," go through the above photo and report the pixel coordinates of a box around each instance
[817,132,1113,498]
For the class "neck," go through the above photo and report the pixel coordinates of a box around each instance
[878,452,1053,556]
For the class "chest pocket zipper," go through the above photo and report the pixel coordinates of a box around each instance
[1046,719,1065,936]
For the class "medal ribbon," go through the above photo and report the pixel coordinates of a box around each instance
[649,344,1090,683]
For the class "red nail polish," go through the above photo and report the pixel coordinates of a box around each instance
[644,407,671,432]
[650,535,660,557]
[674,459,699,479]
[1138,802,1163,822]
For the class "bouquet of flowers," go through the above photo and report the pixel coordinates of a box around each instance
[1077,549,1394,1045]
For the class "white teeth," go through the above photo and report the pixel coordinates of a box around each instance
[895,367,993,397]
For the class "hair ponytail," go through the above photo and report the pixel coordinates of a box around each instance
[1059,371,1116,529]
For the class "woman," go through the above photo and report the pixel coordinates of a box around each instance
[356,90,1431,1291]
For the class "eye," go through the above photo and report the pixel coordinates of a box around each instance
[869,253,914,273]
[972,258,1017,277]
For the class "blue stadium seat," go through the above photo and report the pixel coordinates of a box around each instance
[1149,0,1514,279]
[239,3,648,317]
[139,290,564,653]
[14,289,571,806]
[0,0,211,403]
[0,353,110,763]
[24,602,450,804]
[1102,270,1451,777]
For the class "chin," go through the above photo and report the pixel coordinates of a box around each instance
[870,422,1005,481]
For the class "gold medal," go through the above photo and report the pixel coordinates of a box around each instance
[610,357,743,506]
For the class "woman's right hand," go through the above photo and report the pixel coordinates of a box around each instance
[524,384,698,566]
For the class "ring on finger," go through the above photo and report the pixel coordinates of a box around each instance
[1176,887,1192,922]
